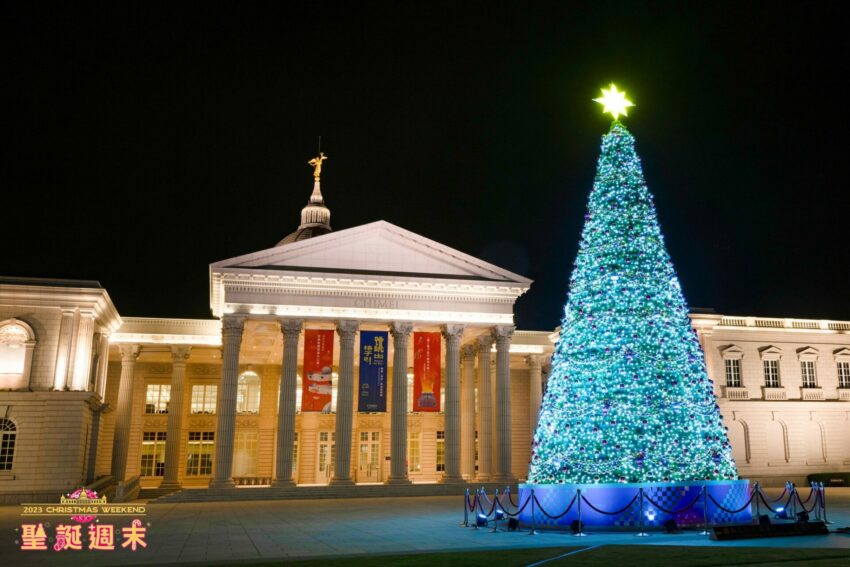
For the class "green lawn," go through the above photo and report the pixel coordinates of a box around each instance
[247,545,850,566]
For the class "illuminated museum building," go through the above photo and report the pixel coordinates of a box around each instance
[1,172,849,504]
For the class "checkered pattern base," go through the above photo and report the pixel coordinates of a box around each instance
[517,480,751,530]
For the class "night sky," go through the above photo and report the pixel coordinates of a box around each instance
[4,3,849,330]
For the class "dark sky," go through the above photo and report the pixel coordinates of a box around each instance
[3,2,849,330]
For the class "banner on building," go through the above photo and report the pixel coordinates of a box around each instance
[413,331,441,412]
[358,330,388,412]
[302,329,335,412]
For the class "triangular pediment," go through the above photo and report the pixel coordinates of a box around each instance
[797,346,820,358]
[211,221,531,284]
[720,345,744,358]
[834,347,850,360]
[758,345,783,358]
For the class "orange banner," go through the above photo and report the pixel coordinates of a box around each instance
[413,332,441,412]
[302,329,334,412]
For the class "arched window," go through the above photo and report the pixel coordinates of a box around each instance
[0,418,16,471]
[0,320,36,390]
[237,371,261,414]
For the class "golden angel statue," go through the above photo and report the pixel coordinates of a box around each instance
[308,152,328,180]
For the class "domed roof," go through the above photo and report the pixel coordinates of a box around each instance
[276,170,333,246]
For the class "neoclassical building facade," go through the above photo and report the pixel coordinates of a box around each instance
[0,173,848,503]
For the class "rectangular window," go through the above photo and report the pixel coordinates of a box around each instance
[233,431,258,476]
[1,425,17,471]
[801,361,818,388]
[292,431,299,472]
[318,431,336,475]
[408,431,421,473]
[191,384,217,414]
[763,360,781,388]
[140,431,166,477]
[474,430,479,472]
[186,431,214,476]
[838,362,850,389]
[145,384,171,414]
[724,359,742,388]
[436,430,445,472]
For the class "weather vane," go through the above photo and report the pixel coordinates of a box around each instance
[593,83,635,120]
[308,152,328,180]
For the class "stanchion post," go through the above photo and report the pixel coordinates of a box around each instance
[490,488,500,533]
[573,489,587,537]
[472,489,480,530]
[528,489,538,535]
[462,488,469,527]
[821,482,832,524]
[636,487,649,537]
[699,484,710,536]
[754,481,760,522]
[791,483,797,518]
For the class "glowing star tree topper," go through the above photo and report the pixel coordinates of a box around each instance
[526,95,737,485]
[593,83,635,120]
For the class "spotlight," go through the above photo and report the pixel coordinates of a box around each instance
[662,519,679,534]
[758,514,771,527]
[774,506,788,520]
[508,518,520,531]
[796,511,809,524]
[476,514,488,527]
[570,520,584,534]
[494,508,505,520]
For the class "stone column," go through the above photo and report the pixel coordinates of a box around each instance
[440,324,464,483]
[526,355,543,441]
[273,319,302,487]
[387,321,413,484]
[461,344,476,479]
[110,344,139,482]
[71,310,95,391]
[475,335,493,481]
[160,345,191,489]
[94,332,111,399]
[331,319,359,485]
[492,325,516,482]
[211,315,245,488]
[53,309,76,390]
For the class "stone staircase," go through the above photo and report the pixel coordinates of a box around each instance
[150,482,518,504]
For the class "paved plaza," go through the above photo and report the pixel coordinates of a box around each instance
[0,488,849,565]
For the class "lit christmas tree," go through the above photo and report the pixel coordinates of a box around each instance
[527,86,738,484]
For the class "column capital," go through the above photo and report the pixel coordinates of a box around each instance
[462,344,477,360]
[118,344,140,362]
[222,315,247,338]
[336,319,360,337]
[441,324,465,342]
[389,321,414,339]
[525,354,543,369]
[477,333,494,350]
[171,345,192,363]
[278,318,304,339]
[491,325,515,342]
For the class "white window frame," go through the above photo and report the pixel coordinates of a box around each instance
[191,384,217,414]
[724,358,742,388]
[408,431,421,473]
[140,431,166,477]
[236,371,261,414]
[838,361,850,389]
[186,431,215,476]
[145,384,171,414]
[0,418,16,471]
[0,319,36,390]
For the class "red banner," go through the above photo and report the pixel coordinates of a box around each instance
[413,332,441,412]
[302,329,335,412]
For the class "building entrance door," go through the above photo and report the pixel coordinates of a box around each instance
[316,431,335,485]
[357,431,381,483]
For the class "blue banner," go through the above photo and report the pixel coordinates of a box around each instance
[358,330,388,412]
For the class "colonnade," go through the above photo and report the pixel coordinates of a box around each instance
[109,316,550,487]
